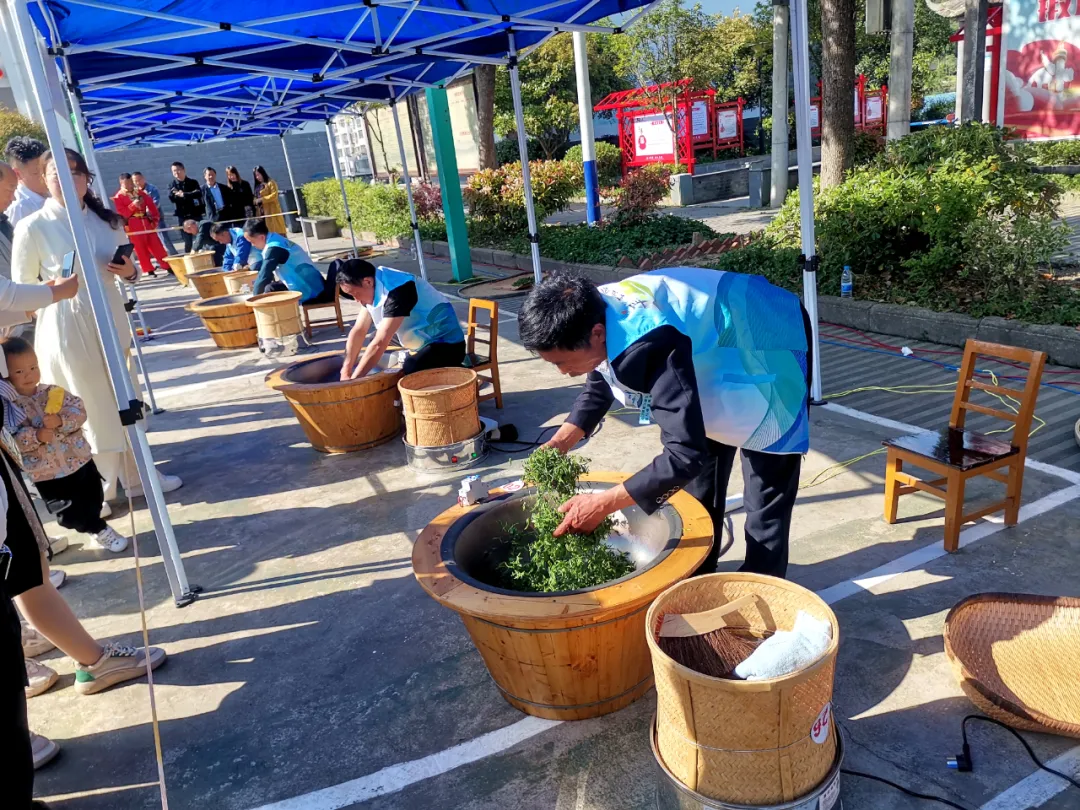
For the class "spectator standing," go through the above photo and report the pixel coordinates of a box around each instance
[132,171,175,256]
[112,173,168,276]
[202,167,244,225]
[226,166,255,218]
[4,137,48,229]
[167,161,203,252]
[253,166,287,234]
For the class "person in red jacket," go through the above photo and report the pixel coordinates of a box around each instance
[112,173,169,276]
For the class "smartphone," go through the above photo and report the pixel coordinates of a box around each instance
[111,243,135,265]
[61,251,75,278]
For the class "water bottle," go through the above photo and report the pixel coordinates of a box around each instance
[408,240,417,262]
[840,265,853,298]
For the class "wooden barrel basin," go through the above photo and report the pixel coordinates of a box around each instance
[224,270,259,295]
[190,294,258,349]
[189,268,229,299]
[265,352,402,453]
[412,474,712,721]
[398,367,480,447]
[165,255,190,286]
[184,250,217,273]
[247,290,303,340]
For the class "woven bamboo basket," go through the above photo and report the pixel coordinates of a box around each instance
[184,250,217,273]
[189,269,229,299]
[412,473,713,721]
[165,255,190,286]
[646,573,840,806]
[265,352,402,453]
[224,270,259,295]
[398,367,480,447]
[944,593,1080,738]
[190,294,258,349]
[247,291,303,339]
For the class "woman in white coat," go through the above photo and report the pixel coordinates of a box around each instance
[12,148,181,501]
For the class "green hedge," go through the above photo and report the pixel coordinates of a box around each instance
[564,141,623,187]
[301,178,413,241]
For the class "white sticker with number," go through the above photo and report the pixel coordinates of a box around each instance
[818,768,841,810]
[811,702,832,744]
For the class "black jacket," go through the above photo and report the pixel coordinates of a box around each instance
[230,179,255,215]
[202,182,245,224]
[168,177,204,220]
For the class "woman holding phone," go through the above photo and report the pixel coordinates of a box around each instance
[12,149,181,500]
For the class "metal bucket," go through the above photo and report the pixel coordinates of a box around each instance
[404,430,488,473]
[652,716,843,810]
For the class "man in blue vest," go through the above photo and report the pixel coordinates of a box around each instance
[210,223,263,272]
[518,269,812,578]
[336,258,465,380]
[243,219,328,302]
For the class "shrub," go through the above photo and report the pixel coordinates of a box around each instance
[463,159,582,231]
[0,108,46,151]
[563,141,623,186]
[495,137,542,166]
[1026,139,1080,167]
[603,164,671,225]
[302,178,417,241]
[411,181,443,221]
[852,131,885,166]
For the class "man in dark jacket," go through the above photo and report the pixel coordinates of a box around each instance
[201,167,244,225]
[167,161,203,252]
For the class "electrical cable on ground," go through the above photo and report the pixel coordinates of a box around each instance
[839,768,973,809]
[952,715,1080,792]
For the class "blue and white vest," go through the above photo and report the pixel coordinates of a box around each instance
[367,266,464,350]
[222,227,262,272]
[265,232,324,302]
[599,268,809,454]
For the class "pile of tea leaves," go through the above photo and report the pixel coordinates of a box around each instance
[500,447,635,593]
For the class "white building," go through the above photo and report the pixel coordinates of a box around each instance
[330,114,372,177]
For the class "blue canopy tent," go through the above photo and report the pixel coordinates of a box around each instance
[8,0,824,610]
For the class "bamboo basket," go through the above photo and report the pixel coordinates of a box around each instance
[646,573,840,806]
[188,269,229,299]
[190,294,258,349]
[412,473,713,721]
[265,352,402,453]
[165,255,189,286]
[247,291,303,339]
[224,270,259,295]
[398,367,480,447]
[184,250,217,273]
[944,593,1080,738]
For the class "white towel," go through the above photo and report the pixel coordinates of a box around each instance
[734,610,832,681]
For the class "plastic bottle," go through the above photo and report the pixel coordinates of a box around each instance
[841,265,853,298]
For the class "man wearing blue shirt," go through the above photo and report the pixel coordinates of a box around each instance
[211,223,262,272]
[243,219,329,303]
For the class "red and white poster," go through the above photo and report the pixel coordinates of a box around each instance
[717,109,739,140]
[632,113,675,158]
[865,95,884,123]
[1002,0,1080,139]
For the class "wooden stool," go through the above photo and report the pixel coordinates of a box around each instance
[302,285,345,339]
[883,339,1046,552]
[465,298,502,409]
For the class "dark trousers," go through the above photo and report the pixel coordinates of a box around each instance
[35,460,106,536]
[687,440,802,578]
[402,341,466,375]
[177,216,194,252]
[1,591,32,807]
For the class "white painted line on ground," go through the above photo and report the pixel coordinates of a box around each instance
[824,403,1080,485]
[249,716,560,810]
[152,313,199,332]
[980,745,1080,809]
[155,368,272,399]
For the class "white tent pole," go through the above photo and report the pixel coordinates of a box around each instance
[67,89,103,179]
[120,281,164,415]
[13,0,196,607]
[789,0,823,403]
[325,119,359,255]
[508,32,542,284]
[572,31,600,226]
[390,100,429,281]
[280,133,311,253]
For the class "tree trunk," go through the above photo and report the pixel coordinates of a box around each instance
[474,65,498,170]
[819,0,856,187]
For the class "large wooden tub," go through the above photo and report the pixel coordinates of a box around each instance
[188,269,230,299]
[189,294,258,349]
[224,270,259,295]
[165,255,190,286]
[184,250,217,273]
[413,474,712,721]
[265,352,402,453]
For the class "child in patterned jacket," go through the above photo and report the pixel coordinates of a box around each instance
[1,337,127,552]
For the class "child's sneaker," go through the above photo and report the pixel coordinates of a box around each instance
[75,641,166,695]
[89,526,128,553]
[26,659,58,698]
[22,622,55,658]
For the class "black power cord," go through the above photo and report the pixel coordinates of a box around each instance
[949,714,1080,791]
[487,420,605,455]
[840,768,973,810]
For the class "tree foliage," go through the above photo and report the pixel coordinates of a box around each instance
[0,107,46,149]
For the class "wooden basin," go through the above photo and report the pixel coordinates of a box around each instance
[184,250,217,273]
[265,352,402,453]
[189,294,258,349]
[412,474,712,721]
[224,270,259,295]
[165,255,190,286]
[188,268,229,299]
[247,291,303,340]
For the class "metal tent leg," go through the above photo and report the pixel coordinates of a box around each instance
[325,119,359,256]
[281,133,311,253]
[573,32,601,227]
[507,33,543,285]
[15,1,196,607]
[390,101,429,281]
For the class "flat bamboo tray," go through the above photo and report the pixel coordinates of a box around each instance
[945,593,1080,738]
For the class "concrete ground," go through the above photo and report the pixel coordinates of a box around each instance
[29,253,1080,810]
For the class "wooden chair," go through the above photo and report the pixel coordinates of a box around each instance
[883,339,1046,552]
[302,284,345,340]
[465,298,502,408]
